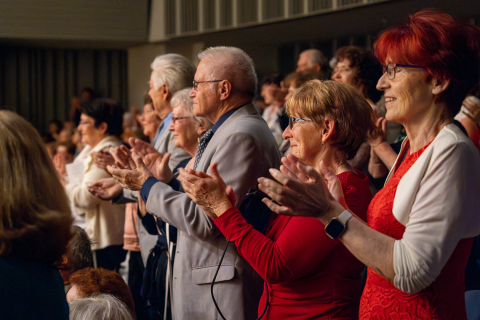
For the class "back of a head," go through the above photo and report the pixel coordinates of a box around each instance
[301,49,330,73]
[198,46,258,99]
[69,267,135,313]
[287,80,374,159]
[150,53,196,94]
[0,110,72,265]
[67,226,92,272]
[69,294,134,320]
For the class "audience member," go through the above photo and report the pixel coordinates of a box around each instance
[180,80,374,319]
[260,73,287,146]
[67,267,135,315]
[57,225,93,292]
[296,48,331,78]
[56,99,127,271]
[0,110,72,319]
[107,46,281,320]
[69,294,134,320]
[258,9,480,319]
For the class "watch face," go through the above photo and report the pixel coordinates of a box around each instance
[325,218,345,239]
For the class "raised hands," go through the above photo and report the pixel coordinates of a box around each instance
[87,177,123,200]
[53,153,67,179]
[463,96,480,129]
[92,150,115,169]
[107,153,153,191]
[258,155,345,218]
[367,109,388,148]
[178,162,235,219]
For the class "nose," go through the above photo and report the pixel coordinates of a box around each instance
[282,125,292,140]
[168,121,174,132]
[284,92,291,102]
[331,70,340,81]
[189,88,196,97]
[376,72,389,91]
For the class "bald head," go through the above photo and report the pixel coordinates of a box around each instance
[297,49,328,73]
[198,47,257,99]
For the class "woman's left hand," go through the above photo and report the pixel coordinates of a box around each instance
[53,153,67,179]
[178,162,235,220]
[258,158,341,218]
[92,150,115,169]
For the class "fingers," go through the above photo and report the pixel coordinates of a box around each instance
[161,152,171,168]
[318,160,335,181]
[380,118,387,136]
[208,162,224,182]
[132,152,146,169]
[261,198,293,215]
[281,157,309,182]
[295,161,321,183]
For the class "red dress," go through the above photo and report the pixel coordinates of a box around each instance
[360,142,473,319]
[215,170,372,319]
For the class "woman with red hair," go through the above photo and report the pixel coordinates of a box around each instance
[257,9,480,319]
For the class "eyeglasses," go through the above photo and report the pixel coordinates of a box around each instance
[289,116,313,130]
[172,116,191,124]
[383,63,425,80]
[192,80,223,90]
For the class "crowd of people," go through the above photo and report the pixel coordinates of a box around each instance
[1,8,480,320]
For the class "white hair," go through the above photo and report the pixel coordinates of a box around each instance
[69,294,133,320]
[150,53,196,94]
[300,49,329,71]
[171,88,213,131]
[198,46,257,98]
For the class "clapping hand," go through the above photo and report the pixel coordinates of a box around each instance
[107,153,153,191]
[88,178,123,200]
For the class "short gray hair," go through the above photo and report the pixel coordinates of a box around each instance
[198,46,257,98]
[300,49,329,71]
[171,88,213,131]
[69,294,134,320]
[150,54,196,94]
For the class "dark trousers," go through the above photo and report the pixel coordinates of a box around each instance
[95,245,127,272]
[129,251,149,320]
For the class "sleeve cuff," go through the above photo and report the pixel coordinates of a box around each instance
[141,176,159,203]
[214,207,241,228]
[167,177,181,191]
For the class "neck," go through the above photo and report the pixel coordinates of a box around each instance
[209,97,250,124]
[270,100,283,110]
[155,101,172,120]
[186,142,199,158]
[311,145,353,175]
[403,105,451,153]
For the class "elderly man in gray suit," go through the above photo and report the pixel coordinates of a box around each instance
[108,46,281,320]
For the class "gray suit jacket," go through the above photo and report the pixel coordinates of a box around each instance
[122,116,190,264]
[145,103,281,320]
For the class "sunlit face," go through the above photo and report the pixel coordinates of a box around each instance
[140,103,161,139]
[296,53,312,72]
[168,105,200,152]
[189,60,221,123]
[331,59,356,86]
[77,114,105,148]
[66,285,82,302]
[377,57,434,124]
[282,112,324,166]
[148,71,167,118]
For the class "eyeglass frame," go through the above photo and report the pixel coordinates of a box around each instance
[288,116,314,130]
[192,80,223,90]
[172,116,191,124]
[383,63,425,80]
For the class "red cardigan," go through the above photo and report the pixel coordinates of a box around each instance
[214,170,372,319]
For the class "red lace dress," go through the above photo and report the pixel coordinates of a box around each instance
[360,141,473,319]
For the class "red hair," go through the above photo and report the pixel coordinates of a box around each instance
[69,267,135,314]
[374,9,480,116]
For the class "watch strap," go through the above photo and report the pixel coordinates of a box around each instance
[336,210,353,225]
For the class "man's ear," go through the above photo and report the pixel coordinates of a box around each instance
[196,120,207,137]
[322,118,336,144]
[219,80,232,100]
[431,77,450,96]
[164,84,172,101]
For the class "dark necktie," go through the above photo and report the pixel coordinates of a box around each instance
[193,129,214,170]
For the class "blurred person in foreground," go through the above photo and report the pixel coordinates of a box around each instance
[69,294,134,320]
[0,110,72,319]
[106,46,281,320]
[67,267,135,315]
[257,9,480,319]
[55,99,126,271]
[179,80,374,319]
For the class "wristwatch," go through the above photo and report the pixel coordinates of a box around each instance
[325,210,353,239]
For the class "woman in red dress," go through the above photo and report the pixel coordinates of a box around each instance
[258,9,480,319]
[179,80,374,319]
